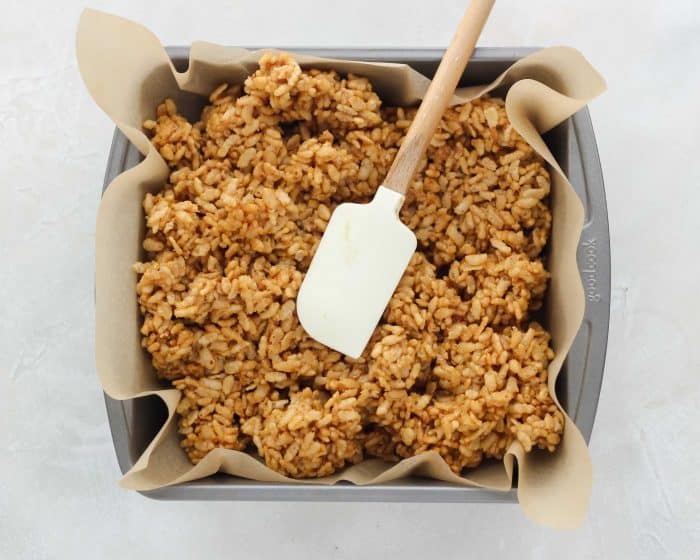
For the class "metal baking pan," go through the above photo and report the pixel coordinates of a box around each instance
[102,47,610,502]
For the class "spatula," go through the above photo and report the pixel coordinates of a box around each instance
[297,0,495,358]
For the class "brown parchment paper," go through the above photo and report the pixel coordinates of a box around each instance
[78,9,605,528]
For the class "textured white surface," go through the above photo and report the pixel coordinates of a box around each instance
[1,0,698,558]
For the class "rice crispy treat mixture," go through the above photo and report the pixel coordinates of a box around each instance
[136,53,564,478]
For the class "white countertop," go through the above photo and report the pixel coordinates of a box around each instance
[1,0,698,557]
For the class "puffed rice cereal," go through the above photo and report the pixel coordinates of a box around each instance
[136,53,563,478]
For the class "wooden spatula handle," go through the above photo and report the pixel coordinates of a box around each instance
[383,0,495,196]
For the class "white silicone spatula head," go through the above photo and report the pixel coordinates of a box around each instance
[297,0,495,358]
[297,187,416,359]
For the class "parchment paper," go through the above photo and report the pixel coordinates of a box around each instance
[77,9,606,528]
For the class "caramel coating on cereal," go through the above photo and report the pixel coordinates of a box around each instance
[138,53,563,476]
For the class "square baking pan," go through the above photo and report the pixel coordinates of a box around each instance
[102,47,610,502]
